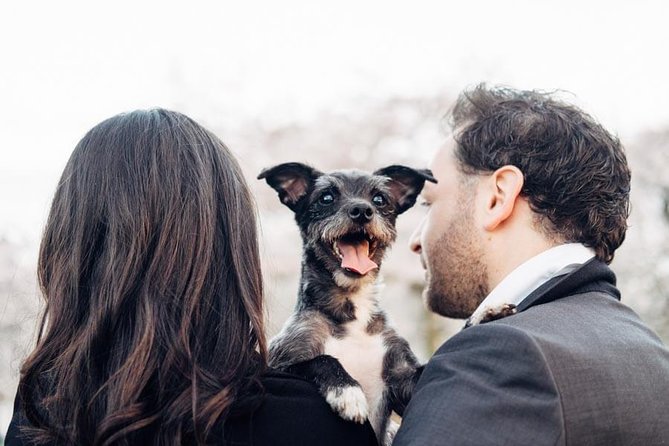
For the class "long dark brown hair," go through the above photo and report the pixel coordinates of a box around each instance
[18,109,267,444]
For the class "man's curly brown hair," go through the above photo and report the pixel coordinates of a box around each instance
[450,84,631,264]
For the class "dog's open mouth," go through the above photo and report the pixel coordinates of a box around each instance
[332,231,379,276]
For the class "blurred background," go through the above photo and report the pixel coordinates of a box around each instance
[2,0,669,438]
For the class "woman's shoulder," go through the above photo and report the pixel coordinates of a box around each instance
[6,371,379,446]
[221,369,378,445]
[258,369,339,402]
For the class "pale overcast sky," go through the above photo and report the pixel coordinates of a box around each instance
[1,0,668,243]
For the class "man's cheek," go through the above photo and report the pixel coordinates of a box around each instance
[424,214,440,247]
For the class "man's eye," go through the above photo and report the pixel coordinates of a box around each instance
[418,197,430,207]
[372,193,386,207]
[319,192,335,205]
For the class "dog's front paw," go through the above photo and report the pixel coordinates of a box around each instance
[466,303,517,327]
[325,385,369,424]
[482,303,517,323]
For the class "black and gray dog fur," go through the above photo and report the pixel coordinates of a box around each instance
[258,162,436,443]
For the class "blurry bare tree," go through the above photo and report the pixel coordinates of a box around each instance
[614,130,669,341]
[228,93,464,360]
[232,96,669,355]
[2,93,668,435]
[0,237,38,430]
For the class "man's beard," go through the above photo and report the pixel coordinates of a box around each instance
[424,201,489,319]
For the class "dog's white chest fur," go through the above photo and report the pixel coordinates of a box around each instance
[323,285,387,432]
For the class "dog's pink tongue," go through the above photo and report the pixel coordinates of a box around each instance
[337,240,378,275]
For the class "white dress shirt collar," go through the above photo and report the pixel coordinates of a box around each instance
[468,243,595,325]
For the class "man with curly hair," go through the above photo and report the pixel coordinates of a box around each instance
[394,85,669,445]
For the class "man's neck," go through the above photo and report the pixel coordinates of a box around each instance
[484,227,557,292]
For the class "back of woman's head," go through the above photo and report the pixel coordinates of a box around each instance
[19,109,267,445]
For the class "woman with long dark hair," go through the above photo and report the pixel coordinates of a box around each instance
[5,109,377,445]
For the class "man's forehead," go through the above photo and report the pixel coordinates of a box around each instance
[428,140,455,173]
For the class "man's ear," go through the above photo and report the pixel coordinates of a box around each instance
[374,165,437,214]
[482,165,524,231]
[258,162,322,212]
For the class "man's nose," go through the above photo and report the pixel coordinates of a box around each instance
[409,219,423,254]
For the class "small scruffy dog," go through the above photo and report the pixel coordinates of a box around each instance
[258,162,435,443]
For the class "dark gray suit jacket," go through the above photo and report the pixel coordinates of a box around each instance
[394,259,669,446]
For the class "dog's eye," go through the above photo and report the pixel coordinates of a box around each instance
[319,192,335,205]
[372,193,386,207]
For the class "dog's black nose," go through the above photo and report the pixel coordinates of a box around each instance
[348,203,374,223]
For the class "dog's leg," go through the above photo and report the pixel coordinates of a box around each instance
[269,315,370,424]
[268,311,329,370]
[288,355,369,424]
[382,332,422,417]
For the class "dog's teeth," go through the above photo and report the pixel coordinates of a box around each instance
[333,242,343,259]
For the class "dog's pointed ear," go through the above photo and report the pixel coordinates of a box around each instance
[374,165,437,214]
[258,162,322,211]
